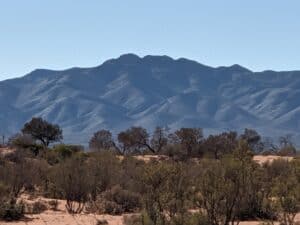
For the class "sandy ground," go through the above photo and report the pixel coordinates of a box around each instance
[0,198,125,225]
[0,212,124,225]
[1,212,299,225]
[253,155,294,165]
[1,197,298,225]
[1,147,295,164]
[0,147,15,156]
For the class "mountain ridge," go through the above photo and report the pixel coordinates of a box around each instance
[1,54,300,145]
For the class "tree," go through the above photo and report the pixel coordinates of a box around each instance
[240,128,263,153]
[22,117,62,147]
[278,135,296,156]
[150,126,168,154]
[261,137,279,154]
[117,127,154,154]
[261,135,296,156]
[172,128,203,156]
[279,134,293,148]
[1,134,5,146]
[89,129,115,151]
[203,131,238,159]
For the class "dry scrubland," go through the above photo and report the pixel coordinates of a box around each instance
[0,148,299,225]
[0,118,300,225]
[0,185,299,225]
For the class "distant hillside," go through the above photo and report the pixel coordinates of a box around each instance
[1,54,300,145]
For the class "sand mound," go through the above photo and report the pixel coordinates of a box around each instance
[253,155,294,165]
[0,147,15,156]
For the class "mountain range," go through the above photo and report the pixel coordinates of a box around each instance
[1,54,300,145]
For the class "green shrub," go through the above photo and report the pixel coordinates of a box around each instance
[123,212,210,225]
[55,157,91,214]
[103,201,123,215]
[161,144,188,161]
[96,219,109,225]
[187,213,211,225]
[86,185,142,215]
[43,150,60,165]
[104,185,141,213]
[30,201,48,214]
[123,214,143,225]
[0,183,9,201]
[52,144,83,160]
[0,201,24,221]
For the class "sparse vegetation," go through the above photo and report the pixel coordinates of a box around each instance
[26,200,48,214]
[48,200,59,211]
[0,118,299,224]
[0,201,24,221]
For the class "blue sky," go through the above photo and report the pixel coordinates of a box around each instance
[0,0,300,80]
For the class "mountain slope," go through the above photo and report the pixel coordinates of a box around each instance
[1,54,300,145]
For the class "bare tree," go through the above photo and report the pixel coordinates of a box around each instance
[279,134,293,148]
[150,126,168,153]
[1,134,5,146]
[278,135,296,156]
[240,128,263,153]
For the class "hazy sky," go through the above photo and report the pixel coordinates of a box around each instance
[0,0,300,80]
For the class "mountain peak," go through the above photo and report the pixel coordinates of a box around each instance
[117,53,141,64]
[143,55,174,61]
[216,64,252,73]
[2,54,300,145]
[229,64,251,72]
